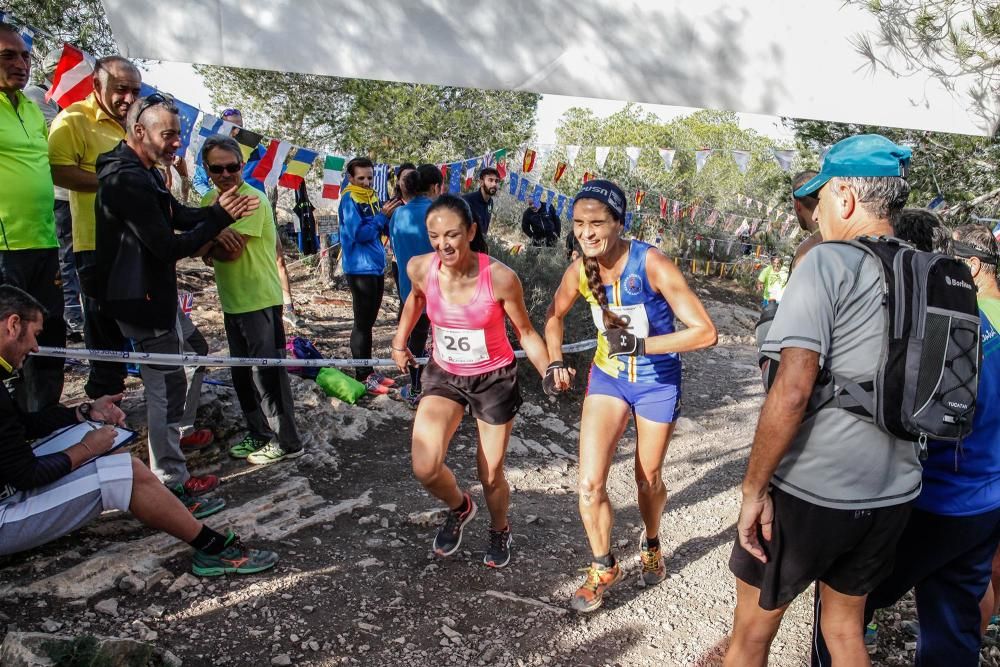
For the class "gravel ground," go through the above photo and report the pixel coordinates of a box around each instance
[0,257,937,665]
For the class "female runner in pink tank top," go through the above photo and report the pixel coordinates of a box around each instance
[391,194,562,569]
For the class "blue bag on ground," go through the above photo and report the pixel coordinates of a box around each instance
[285,336,323,379]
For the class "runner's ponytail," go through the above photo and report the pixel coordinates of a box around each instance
[584,256,628,330]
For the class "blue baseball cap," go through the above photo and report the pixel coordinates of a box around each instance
[794,134,912,198]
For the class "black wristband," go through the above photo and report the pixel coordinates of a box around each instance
[546,361,564,371]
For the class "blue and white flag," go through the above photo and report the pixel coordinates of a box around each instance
[508,172,519,195]
[373,163,390,202]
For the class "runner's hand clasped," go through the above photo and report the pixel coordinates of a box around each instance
[604,327,645,357]
[543,361,575,396]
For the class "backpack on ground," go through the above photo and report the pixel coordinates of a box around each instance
[285,336,324,379]
[756,237,981,450]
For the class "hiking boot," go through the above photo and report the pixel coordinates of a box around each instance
[364,374,390,396]
[183,474,219,496]
[229,433,269,459]
[400,384,422,408]
[483,525,513,568]
[171,484,225,520]
[433,493,477,557]
[571,562,623,613]
[180,428,214,452]
[639,539,666,586]
[191,532,279,577]
[247,442,304,466]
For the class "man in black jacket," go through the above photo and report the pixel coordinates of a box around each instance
[0,284,278,575]
[521,200,560,247]
[95,94,257,507]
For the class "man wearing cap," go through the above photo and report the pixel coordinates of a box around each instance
[790,169,821,270]
[724,135,919,667]
[811,224,1000,665]
[0,25,66,412]
[24,48,83,340]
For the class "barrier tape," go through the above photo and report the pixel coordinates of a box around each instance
[33,339,598,369]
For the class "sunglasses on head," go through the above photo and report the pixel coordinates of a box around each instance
[135,92,173,123]
[207,163,242,175]
[953,241,998,265]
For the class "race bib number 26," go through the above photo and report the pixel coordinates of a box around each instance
[434,325,489,365]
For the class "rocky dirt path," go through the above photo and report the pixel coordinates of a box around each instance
[0,265,919,666]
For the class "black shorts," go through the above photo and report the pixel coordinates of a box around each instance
[421,359,522,425]
[728,486,912,610]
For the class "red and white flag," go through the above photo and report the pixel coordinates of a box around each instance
[252,139,293,190]
[46,43,96,108]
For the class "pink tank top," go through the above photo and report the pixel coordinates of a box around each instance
[424,252,515,376]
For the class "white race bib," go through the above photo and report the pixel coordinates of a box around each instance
[433,325,489,365]
[590,303,650,336]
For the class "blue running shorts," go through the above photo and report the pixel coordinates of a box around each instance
[586,365,681,424]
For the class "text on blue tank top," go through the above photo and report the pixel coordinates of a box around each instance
[595,241,681,383]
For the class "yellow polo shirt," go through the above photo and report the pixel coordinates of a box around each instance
[0,90,57,250]
[48,93,125,252]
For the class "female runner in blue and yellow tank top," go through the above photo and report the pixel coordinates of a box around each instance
[544,180,718,612]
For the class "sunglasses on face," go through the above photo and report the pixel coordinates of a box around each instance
[207,163,242,175]
[135,92,173,123]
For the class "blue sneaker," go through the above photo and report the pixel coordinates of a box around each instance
[400,384,422,408]
[864,622,878,654]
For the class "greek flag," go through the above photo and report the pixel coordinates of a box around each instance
[373,163,390,203]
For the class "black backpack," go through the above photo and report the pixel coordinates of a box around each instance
[756,237,981,451]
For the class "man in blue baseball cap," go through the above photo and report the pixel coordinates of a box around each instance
[725,134,917,666]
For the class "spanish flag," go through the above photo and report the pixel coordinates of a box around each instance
[278,147,319,189]
[553,161,567,183]
[583,172,593,183]
[635,190,646,208]
[522,149,536,173]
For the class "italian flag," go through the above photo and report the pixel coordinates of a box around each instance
[322,155,346,200]
[46,43,97,108]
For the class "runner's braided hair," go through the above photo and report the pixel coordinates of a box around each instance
[577,199,629,330]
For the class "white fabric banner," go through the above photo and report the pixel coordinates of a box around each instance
[731,150,751,174]
[595,146,611,169]
[658,148,675,171]
[695,149,712,173]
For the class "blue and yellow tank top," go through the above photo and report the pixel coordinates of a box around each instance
[578,240,681,384]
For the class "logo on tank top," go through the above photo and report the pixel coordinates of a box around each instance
[623,273,643,296]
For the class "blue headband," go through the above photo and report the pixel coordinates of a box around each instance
[573,180,627,221]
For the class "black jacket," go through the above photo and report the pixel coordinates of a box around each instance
[95,141,233,329]
[0,367,78,499]
[521,204,560,246]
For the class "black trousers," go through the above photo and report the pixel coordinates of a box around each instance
[223,305,301,450]
[0,248,65,410]
[346,274,384,380]
[74,250,128,399]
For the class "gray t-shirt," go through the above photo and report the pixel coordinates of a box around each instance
[760,242,922,510]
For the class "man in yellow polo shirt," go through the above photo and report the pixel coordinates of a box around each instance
[197,135,303,466]
[48,55,140,400]
[0,25,65,411]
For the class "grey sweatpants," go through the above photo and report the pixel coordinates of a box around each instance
[0,453,133,556]
[117,313,205,487]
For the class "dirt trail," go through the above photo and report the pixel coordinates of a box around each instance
[0,263,919,666]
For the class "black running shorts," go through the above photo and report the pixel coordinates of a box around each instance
[421,359,522,425]
[728,486,912,610]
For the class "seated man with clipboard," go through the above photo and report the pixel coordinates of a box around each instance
[0,286,279,576]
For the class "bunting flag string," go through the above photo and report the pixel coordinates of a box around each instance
[566,145,581,166]
[594,146,611,170]
[659,148,675,171]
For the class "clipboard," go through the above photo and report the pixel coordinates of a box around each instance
[31,421,137,463]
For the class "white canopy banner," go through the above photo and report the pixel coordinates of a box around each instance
[102,0,998,137]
